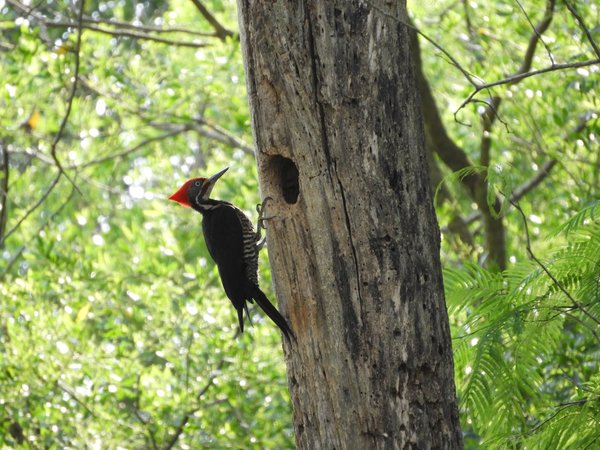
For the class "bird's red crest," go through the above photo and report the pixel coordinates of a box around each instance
[168,178,205,207]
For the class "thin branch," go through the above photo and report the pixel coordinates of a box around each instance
[189,0,235,42]
[0,142,9,245]
[196,122,255,155]
[515,0,555,67]
[558,368,596,393]
[462,0,475,41]
[564,0,600,60]
[79,15,216,37]
[463,107,596,227]
[45,21,209,48]
[409,26,479,198]
[49,0,84,195]
[74,127,190,169]
[414,32,479,87]
[559,308,600,345]
[222,397,255,438]
[456,59,600,114]
[365,0,480,86]
[509,160,557,201]
[511,200,600,327]
[417,30,480,87]
[582,436,600,450]
[459,0,556,123]
[147,118,255,155]
[7,0,209,48]
[161,357,228,450]
[0,246,25,279]
[11,120,252,171]
[162,368,221,450]
[56,381,97,418]
[528,396,600,435]
[133,374,159,450]
[0,180,77,280]
[0,171,62,247]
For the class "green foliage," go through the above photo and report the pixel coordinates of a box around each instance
[411,0,600,266]
[447,211,600,448]
[1,0,598,448]
[410,0,600,445]
[1,1,293,448]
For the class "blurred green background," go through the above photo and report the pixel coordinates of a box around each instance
[1,0,598,448]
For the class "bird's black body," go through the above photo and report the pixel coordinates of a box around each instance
[199,201,293,339]
[169,169,293,340]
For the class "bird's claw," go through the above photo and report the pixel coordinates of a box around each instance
[256,196,273,216]
[256,196,275,250]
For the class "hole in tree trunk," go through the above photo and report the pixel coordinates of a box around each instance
[269,155,299,204]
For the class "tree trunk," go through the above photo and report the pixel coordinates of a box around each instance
[237,1,463,448]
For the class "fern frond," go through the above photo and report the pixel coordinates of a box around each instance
[446,209,600,448]
[551,201,600,237]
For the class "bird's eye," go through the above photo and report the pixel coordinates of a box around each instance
[194,181,202,187]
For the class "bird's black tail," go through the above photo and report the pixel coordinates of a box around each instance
[249,284,295,341]
[236,307,245,333]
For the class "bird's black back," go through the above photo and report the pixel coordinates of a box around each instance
[199,201,294,340]
[201,202,250,310]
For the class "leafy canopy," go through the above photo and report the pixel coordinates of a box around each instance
[1,0,599,448]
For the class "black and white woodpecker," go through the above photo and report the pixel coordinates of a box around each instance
[168,167,294,340]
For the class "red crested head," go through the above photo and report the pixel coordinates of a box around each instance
[168,178,205,207]
[168,167,229,208]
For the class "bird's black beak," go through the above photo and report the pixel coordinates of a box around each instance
[208,167,229,185]
[203,167,229,198]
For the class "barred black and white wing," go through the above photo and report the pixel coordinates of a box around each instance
[232,206,260,287]
[200,201,293,339]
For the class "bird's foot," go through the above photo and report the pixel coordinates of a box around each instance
[255,196,274,249]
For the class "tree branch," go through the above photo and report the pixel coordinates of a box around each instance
[49,0,84,195]
[410,22,503,265]
[471,0,555,124]
[0,177,77,280]
[528,396,600,436]
[133,374,159,450]
[0,0,86,246]
[194,122,255,155]
[511,200,600,327]
[455,59,598,115]
[458,0,556,269]
[0,142,9,246]
[367,1,480,86]
[510,160,557,201]
[189,0,235,42]
[564,0,600,60]
[409,27,479,198]
[49,21,208,48]
[559,308,600,345]
[515,0,556,68]
[79,15,216,37]
[75,128,191,170]
[7,0,209,48]
[161,361,223,450]
[56,380,98,418]
[0,171,62,247]
[146,118,255,155]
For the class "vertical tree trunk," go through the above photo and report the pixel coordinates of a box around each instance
[237,1,463,448]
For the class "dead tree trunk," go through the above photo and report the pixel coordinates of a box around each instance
[237,1,463,448]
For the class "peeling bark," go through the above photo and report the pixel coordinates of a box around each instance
[237,1,462,448]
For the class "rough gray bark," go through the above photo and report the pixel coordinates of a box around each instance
[237,1,463,449]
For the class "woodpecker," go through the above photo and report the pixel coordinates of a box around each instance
[168,167,294,340]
